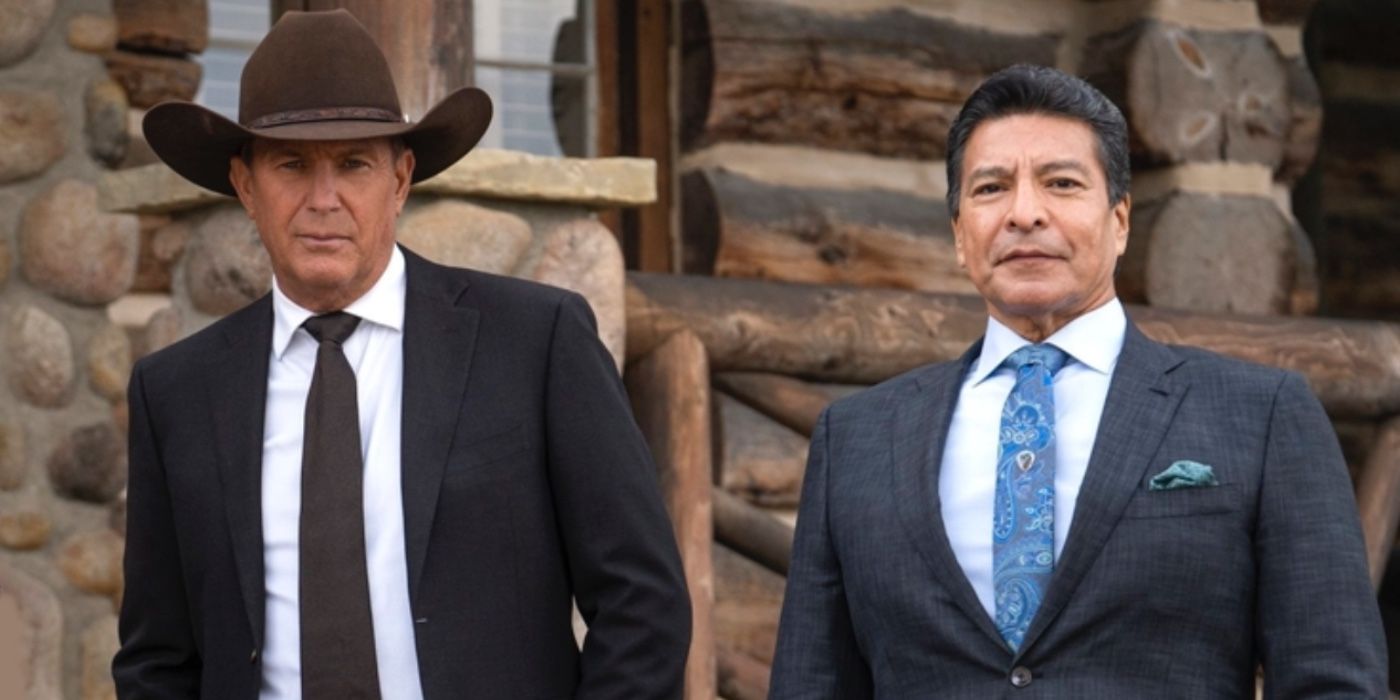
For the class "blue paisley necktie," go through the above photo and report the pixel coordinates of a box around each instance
[993,343,1069,651]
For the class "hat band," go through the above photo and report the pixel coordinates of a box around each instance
[246,106,404,129]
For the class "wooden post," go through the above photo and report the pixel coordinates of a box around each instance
[1356,416,1400,588]
[632,0,675,271]
[271,0,474,120]
[624,330,715,700]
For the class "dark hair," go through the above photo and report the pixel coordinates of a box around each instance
[945,64,1129,219]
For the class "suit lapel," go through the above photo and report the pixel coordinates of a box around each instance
[399,249,480,597]
[892,342,1009,650]
[209,295,274,647]
[1016,323,1186,658]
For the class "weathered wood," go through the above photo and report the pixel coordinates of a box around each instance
[272,0,473,121]
[680,0,1059,158]
[626,273,1400,418]
[631,0,676,272]
[717,645,772,700]
[623,330,716,700]
[717,393,809,508]
[1356,416,1400,588]
[714,543,784,666]
[1256,0,1321,25]
[1081,21,1291,169]
[713,371,858,437]
[113,0,208,54]
[104,50,201,108]
[1121,192,1316,315]
[713,486,794,577]
[1279,52,1322,184]
[682,167,975,295]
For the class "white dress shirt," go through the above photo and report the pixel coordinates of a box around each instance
[938,298,1126,619]
[260,247,424,700]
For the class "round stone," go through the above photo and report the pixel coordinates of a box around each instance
[0,563,63,698]
[398,200,533,275]
[48,422,125,504]
[185,206,272,316]
[84,78,129,167]
[20,179,140,305]
[0,506,51,551]
[67,12,117,53]
[58,529,124,595]
[81,615,120,700]
[88,323,133,401]
[0,236,11,290]
[0,416,24,490]
[5,304,75,408]
[0,0,56,67]
[109,490,126,536]
[529,218,626,369]
[0,89,67,184]
[138,306,182,358]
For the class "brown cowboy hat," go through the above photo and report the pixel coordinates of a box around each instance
[143,9,492,197]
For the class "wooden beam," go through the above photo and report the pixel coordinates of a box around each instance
[271,0,473,120]
[1356,416,1400,588]
[632,0,674,271]
[595,0,623,238]
[624,329,715,700]
[626,273,1400,419]
[712,486,793,577]
[716,645,771,700]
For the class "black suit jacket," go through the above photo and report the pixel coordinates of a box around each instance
[114,248,691,699]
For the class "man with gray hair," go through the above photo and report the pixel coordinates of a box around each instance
[770,64,1385,697]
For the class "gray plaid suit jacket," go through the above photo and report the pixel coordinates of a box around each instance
[771,322,1386,698]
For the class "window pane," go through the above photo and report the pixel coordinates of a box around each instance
[477,65,588,157]
[475,0,587,65]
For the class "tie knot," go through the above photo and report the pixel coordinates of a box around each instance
[303,312,360,346]
[1005,343,1069,376]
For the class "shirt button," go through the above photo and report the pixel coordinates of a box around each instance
[1010,666,1033,688]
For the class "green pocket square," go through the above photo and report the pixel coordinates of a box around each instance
[1149,460,1219,491]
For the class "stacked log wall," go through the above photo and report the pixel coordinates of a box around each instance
[679,0,1325,317]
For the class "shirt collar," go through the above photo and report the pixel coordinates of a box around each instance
[969,297,1126,385]
[271,245,407,359]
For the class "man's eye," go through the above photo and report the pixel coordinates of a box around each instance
[1048,178,1081,189]
[276,160,303,171]
[972,183,1004,196]
[343,159,369,169]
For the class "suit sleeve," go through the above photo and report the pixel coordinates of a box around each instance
[542,292,691,699]
[1255,371,1387,698]
[769,407,873,699]
[112,361,202,699]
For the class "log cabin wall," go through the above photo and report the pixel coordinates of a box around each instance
[679,0,1324,317]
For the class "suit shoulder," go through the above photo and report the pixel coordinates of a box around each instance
[418,257,579,316]
[133,297,269,382]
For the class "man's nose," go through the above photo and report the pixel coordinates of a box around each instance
[306,163,342,213]
[1006,180,1047,232]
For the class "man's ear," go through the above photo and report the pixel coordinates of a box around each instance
[1112,193,1131,256]
[393,147,415,214]
[228,154,256,219]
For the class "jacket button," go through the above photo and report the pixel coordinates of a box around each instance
[1010,666,1033,688]
[250,648,259,664]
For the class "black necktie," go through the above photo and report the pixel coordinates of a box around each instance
[299,312,381,699]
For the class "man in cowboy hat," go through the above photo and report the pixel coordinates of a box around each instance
[114,10,690,700]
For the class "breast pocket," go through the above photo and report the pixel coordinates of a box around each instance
[443,423,530,487]
[1121,483,1241,519]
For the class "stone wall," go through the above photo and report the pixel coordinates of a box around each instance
[0,2,652,698]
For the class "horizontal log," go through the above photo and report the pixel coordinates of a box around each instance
[1121,191,1316,315]
[717,645,771,700]
[1081,20,1292,170]
[626,273,1400,418]
[713,486,794,577]
[714,372,858,437]
[682,167,974,295]
[1256,0,1320,25]
[717,393,808,508]
[1279,52,1322,184]
[104,50,202,108]
[680,0,1058,158]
